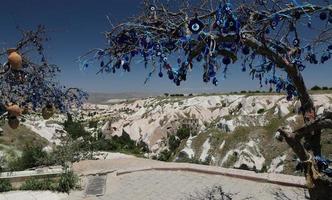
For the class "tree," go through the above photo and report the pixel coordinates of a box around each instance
[80,1,332,198]
[311,85,322,90]
[1,26,87,128]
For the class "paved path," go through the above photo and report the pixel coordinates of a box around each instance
[0,155,309,200]
[0,191,67,200]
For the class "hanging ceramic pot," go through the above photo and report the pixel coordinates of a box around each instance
[5,104,22,117]
[42,104,55,120]
[7,48,22,70]
[8,115,20,129]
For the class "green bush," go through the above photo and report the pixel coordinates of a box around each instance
[0,179,12,192]
[57,171,78,193]
[64,114,90,139]
[257,108,265,114]
[20,177,57,191]
[157,149,172,161]
[20,172,78,193]
[7,145,49,171]
[311,85,321,90]
[176,127,191,140]
[90,132,149,156]
[168,135,181,151]
[88,120,98,129]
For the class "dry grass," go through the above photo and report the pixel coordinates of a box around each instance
[0,124,48,151]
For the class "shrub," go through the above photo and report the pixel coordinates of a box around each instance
[185,185,232,200]
[90,132,149,156]
[176,127,191,140]
[20,177,57,191]
[0,179,12,192]
[64,114,90,139]
[7,145,48,171]
[20,172,78,193]
[88,120,98,128]
[257,108,265,114]
[322,86,329,90]
[57,171,78,193]
[157,149,172,161]
[168,135,181,151]
[311,85,321,90]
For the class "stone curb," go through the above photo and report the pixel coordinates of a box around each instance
[116,166,307,189]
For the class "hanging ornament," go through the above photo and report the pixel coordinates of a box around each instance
[320,12,327,21]
[188,14,204,34]
[149,5,156,12]
[242,46,250,55]
[212,77,218,86]
[203,72,210,83]
[158,65,163,78]
[293,38,300,47]
[168,70,174,80]
[7,49,23,71]
[222,57,231,65]
[5,104,22,117]
[42,104,55,120]
[8,115,20,129]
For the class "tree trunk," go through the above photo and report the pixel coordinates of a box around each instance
[284,65,332,200]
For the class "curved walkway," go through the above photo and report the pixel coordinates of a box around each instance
[0,155,308,200]
[69,156,308,200]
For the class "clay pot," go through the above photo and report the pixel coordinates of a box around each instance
[5,104,22,117]
[7,48,22,70]
[42,105,55,120]
[8,116,20,129]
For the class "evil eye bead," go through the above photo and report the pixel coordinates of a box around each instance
[271,20,278,29]
[155,44,160,50]
[241,33,247,39]
[212,77,218,86]
[222,57,231,65]
[158,71,163,78]
[177,58,182,64]
[293,38,300,47]
[149,5,156,11]
[188,18,204,34]
[163,57,168,62]
[297,64,305,71]
[156,51,162,56]
[320,12,327,21]
[196,54,203,62]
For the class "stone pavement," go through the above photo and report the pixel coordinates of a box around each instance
[0,191,67,200]
[0,155,309,200]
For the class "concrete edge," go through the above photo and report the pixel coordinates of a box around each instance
[116,166,307,189]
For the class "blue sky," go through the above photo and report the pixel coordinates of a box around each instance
[1,0,332,94]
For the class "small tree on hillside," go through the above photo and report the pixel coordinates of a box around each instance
[81,1,332,198]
